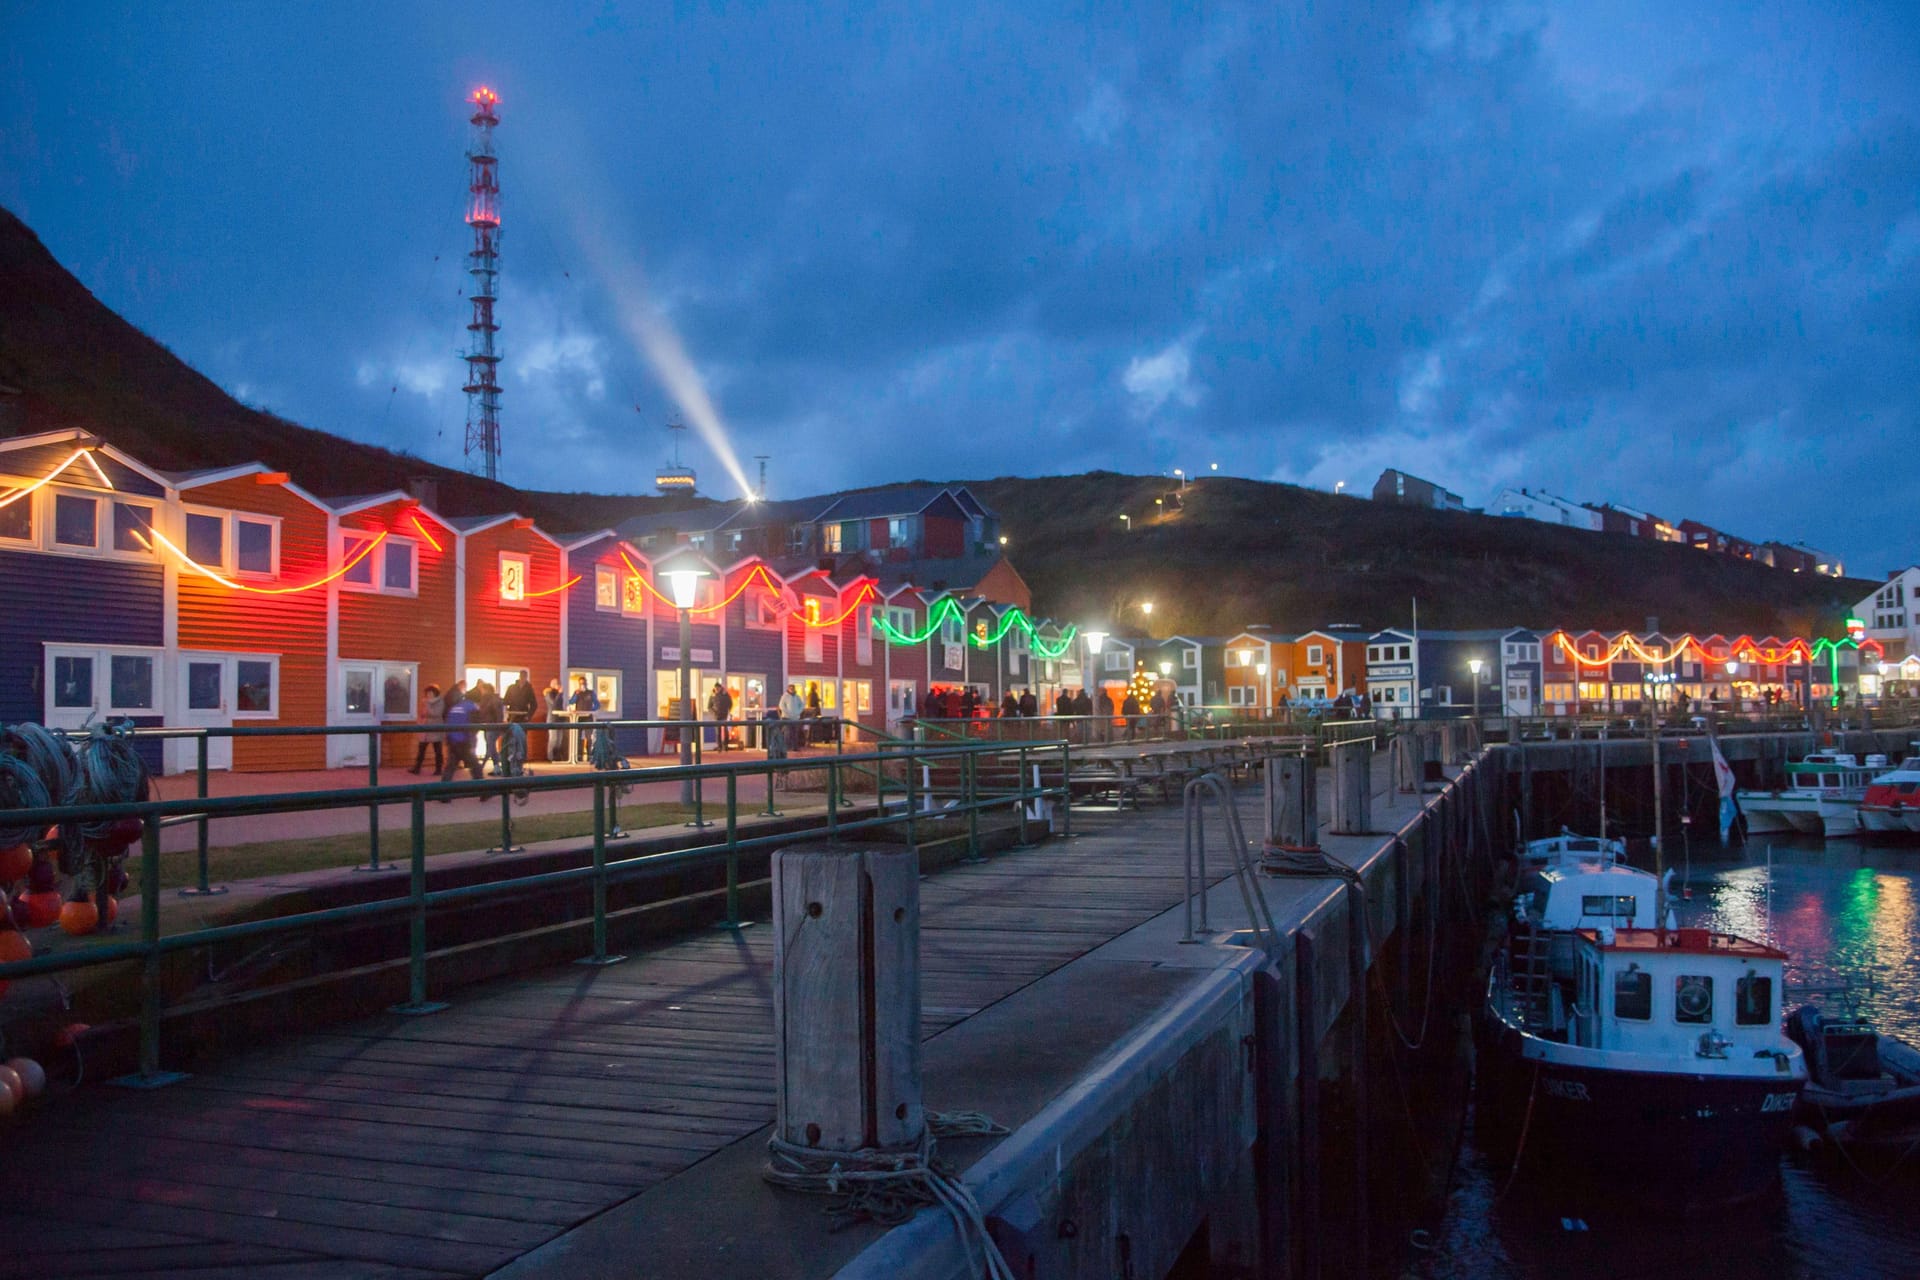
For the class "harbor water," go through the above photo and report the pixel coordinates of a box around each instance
[1415,837,1920,1280]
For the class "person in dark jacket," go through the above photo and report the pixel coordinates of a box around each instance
[707,682,734,751]
[503,671,537,769]
[1018,688,1038,718]
[1054,690,1071,718]
[1073,689,1094,717]
[960,687,978,719]
[566,674,599,763]
[1000,692,1020,718]
[438,686,484,796]
[470,681,504,772]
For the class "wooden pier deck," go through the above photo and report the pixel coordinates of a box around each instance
[0,777,1298,1280]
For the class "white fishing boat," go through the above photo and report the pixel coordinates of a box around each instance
[1479,832,1806,1207]
[1736,751,1876,838]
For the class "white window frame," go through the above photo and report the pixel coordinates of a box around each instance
[377,535,418,596]
[1306,644,1324,666]
[1105,650,1128,672]
[44,643,165,719]
[232,513,283,580]
[567,668,622,717]
[822,523,843,554]
[855,605,874,665]
[498,551,531,606]
[941,611,963,646]
[180,504,234,570]
[1181,647,1197,670]
[339,528,412,596]
[595,565,620,612]
[339,660,420,722]
[747,588,782,630]
[231,653,281,720]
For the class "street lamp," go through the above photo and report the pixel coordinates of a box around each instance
[1256,660,1269,713]
[1084,628,1109,705]
[1334,481,1346,494]
[1468,657,1484,717]
[1174,468,1185,491]
[1119,514,1131,531]
[1140,601,1154,617]
[1158,660,1173,677]
[657,547,710,808]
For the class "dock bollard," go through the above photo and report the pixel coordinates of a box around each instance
[1331,741,1372,836]
[769,842,924,1162]
[1261,754,1318,872]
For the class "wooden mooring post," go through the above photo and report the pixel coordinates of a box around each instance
[1330,741,1372,835]
[771,842,924,1156]
[1262,753,1318,859]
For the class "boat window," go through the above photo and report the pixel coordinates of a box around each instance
[1735,975,1772,1026]
[1613,970,1651,1020]
[1581,894,1637,918]
[1674,975,1713,1024]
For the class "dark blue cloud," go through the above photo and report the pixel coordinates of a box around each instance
[2,0,1915,575]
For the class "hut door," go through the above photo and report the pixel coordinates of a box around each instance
[178,654,234,770]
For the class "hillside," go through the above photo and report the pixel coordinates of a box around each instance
[0,206,678,530]
[961,472,1875,640]
[0,204,1873,637]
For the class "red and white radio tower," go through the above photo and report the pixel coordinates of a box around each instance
[462,86,503,480]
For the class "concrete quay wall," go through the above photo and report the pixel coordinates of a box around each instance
[840,753,1505,1280]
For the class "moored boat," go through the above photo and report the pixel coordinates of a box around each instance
[1859,752,1920,837]
[1737,752,1875,839]
[1480,832,1805,1207]
[1784,1004,1920,1170]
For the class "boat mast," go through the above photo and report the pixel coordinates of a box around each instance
[1598,727,1607,840]
[1650,689,1664,887]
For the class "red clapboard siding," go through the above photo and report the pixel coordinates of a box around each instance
[340,500,458,766]
[463,522,563,693]
[176,476,329,772]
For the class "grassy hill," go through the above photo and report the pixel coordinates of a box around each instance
[0,204,1872,637]
[960,472,1874,640]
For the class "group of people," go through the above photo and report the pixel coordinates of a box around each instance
[408,672,604,796]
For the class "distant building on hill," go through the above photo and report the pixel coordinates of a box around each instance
[1372,469,1465,511]
[1493,488,1602,531]
[1585,503,1682,542]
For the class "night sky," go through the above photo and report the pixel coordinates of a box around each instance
[4,3,1915,574]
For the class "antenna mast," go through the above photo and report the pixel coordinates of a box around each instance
[755,455,770,500]
[462,86,503,481]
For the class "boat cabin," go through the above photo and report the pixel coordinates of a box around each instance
[1519,862,1662,934]
[1563,928,1795,1070]
[1782,752,1876,798]
[1519,831,1625,871]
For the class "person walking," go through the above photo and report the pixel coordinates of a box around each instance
[1121,689,1142,741]
[1018,688,1038,718]
[1000,691,1020,719]
[961,687,978,720]
[438,685,484,797]
[409,683,445,775]
[503,670,537,769]
[473,680,505,773]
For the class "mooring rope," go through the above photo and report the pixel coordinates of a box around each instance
[765,1110,1015,1279]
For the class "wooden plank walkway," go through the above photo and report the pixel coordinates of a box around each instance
[0,792,1246,1280]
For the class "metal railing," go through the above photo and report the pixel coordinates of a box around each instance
[906,712,1362,748]
[0,734,1073,1085]
[122,716,867,894]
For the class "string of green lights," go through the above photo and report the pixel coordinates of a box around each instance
[871,599,1079,659]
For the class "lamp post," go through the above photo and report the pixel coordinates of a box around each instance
[1468,657,1484,719]
[1256,660,1269,717]
[1174,468,1185,492]
[658,548,710,807]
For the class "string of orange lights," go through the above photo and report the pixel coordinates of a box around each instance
[523,574,582,599]
[1546,630,1875,670]
[136,526,389,595]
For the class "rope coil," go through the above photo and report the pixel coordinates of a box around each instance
[765,1110,1014,1279]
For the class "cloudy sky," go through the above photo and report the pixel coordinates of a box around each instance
[4,2,1916,573]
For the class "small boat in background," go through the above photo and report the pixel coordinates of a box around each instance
[1738,752,1879,838]
[1859,751,1920,837]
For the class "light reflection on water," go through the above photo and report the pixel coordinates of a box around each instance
[1416,836,1920,1280]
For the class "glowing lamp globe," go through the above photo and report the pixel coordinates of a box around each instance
[1725,661,1740,676]
[655,548,711,610]
[1158,661,1173,677]
[1256,662,1268,676]
[1468,658,1484,676]
[1084,630,1109,655]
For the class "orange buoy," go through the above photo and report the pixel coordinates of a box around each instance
[58,900,100,936]
[0,845,29,883]
[14,891,60,929]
